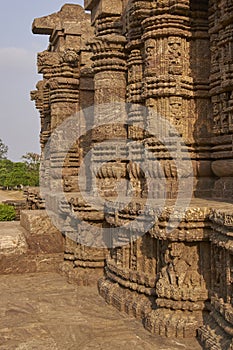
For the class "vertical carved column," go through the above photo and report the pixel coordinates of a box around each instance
[146,239,210,337]
[139,1,211,337]
[89,0,213,339]
[199,208,233,349]
[31,50,61,190]
[125,1,150,198]
[32,4,96,199]
[209,0,233,199]
[86,0,128,198]
[142,7,192,199]
[31,80,49,150]
[141,0,212,198]
[86,0,127,106]
[47,49,81,193]
[142,2,192,139]
[32,5,109,286]
[190,1,213,197]
[127,49,144,138]
[32,5,93,193]
[125,0,150,135]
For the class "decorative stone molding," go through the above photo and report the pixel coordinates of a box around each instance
[30,1,233,346]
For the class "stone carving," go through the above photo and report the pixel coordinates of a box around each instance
[37,51,60,69]
[157,242,205,300]
[168,37,182,75]
[30,0,233,347]
[145,40,156,71]
[60,49,79,66]
[169,96,183,127]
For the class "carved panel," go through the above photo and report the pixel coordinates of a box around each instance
[157,242,208,301]
[211,245,226,299]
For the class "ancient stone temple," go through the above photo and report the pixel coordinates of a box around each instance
[30,1,233,348]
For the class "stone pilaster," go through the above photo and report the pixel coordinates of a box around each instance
[86,0,128,198]
[32,5,109,286]
[209,0,233,199]
[199,207,233,349]
[96,0,212,339]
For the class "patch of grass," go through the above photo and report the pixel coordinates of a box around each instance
[0,204,16,221]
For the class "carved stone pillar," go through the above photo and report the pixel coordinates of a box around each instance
[32,4,96,196]
[31,80,49,150]
[141,0,211,198]
[199,207,233,349]
[124,2,150,198]
[32,5,109,286]
[209,0,233,199]
[32,5,92,193]
[96,0,212,339]
[86,0,128,198]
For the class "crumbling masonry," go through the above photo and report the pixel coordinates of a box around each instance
[30,1,233,348]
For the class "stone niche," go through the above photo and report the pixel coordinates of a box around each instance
[31,0,233,347]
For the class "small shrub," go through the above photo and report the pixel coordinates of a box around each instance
[0,204,16,221]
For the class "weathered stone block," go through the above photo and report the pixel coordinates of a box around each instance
[0,222,27,256]
[20,210,64,254]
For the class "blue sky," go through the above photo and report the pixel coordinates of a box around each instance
[0,0,83,161]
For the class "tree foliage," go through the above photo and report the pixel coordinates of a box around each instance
[0,153,40,188]
[22,152,40,171]
[0,139,8,160]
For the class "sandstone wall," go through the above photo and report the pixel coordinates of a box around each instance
[31,1,233,347]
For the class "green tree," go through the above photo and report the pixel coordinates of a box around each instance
[22,152,40,186]
[0,139,8,160]
[4,162,29,187]
[0,153,40,188]
[22,152,40,171]
[0,159,13,186]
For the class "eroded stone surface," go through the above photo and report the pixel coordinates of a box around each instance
[0,272,201,350]
[29,1,233,347]
[20,210,64,254]
[0,220,63,275]
[0,223,27,255]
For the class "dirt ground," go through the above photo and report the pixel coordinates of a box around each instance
[0,190,24,202]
